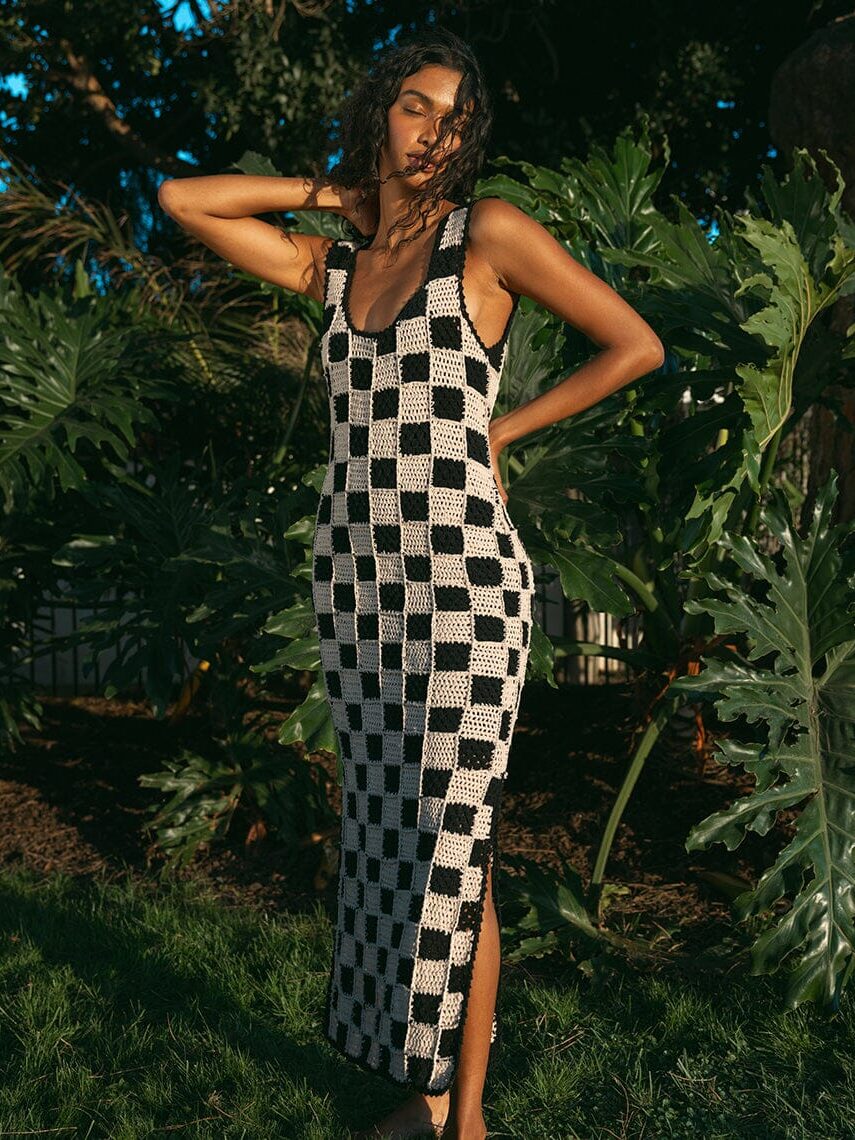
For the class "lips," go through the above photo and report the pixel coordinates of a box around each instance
[407,152,434,169]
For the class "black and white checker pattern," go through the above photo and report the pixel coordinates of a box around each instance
[312,201,534,1095]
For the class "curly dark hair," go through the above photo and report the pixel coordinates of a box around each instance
[328,27,493,260]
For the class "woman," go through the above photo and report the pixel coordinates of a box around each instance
[159,26,664,1140]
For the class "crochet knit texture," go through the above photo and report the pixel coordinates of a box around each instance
[312,199,534,1094]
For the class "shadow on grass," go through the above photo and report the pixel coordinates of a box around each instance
[0,866,450,1135]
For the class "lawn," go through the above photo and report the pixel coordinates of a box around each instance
[1,866,853,1138]
[1,686,854,1137]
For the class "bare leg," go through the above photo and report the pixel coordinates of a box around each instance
[444,852,499,1139]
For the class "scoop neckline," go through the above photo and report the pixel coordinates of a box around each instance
[341,204,463,338]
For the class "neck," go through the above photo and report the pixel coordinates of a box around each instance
[368,188,449,252]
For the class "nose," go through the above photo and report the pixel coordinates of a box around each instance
[418,117,440,151]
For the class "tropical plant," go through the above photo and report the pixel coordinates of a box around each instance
[0,181,342,864]
[46,443,344,869]
[0,266,169,752]
[497,469,855,1009]
[139,664,338,874]
[668,470,855,1010]
[472,125,855,914]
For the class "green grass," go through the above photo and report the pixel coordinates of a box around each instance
[0,867,853,1139]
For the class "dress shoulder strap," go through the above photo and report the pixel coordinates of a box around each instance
[424,203,469,284]
[449,198,520,368]
[456,196,498,264]
[322,236,355,313]
[437,199,499,281]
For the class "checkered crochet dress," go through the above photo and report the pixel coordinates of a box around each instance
[312,199,534,1095]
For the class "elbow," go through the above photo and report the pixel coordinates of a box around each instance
[157,178,177,217]
[609,333,665,375]
[157,178,190,220]
[635,335,665,372]
[646,337,666,370]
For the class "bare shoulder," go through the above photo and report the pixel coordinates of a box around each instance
[467,197,545,290]
[468,196,664,365]
[469,196,530,229]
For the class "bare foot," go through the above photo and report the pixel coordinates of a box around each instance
[443,1110,487,1140]
[351,1090,451,1139]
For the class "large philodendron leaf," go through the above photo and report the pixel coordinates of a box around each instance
[671,470,855,1009]
[750,146,851,287]
[0,276,163,507]
[733,213,855,449]
[558,117,666,258]
[609,148,855,562]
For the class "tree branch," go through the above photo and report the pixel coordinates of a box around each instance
[56,37,197,174]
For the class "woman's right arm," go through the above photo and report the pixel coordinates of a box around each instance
[157,174,363,302]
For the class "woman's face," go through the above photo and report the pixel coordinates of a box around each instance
[383,64,467,182]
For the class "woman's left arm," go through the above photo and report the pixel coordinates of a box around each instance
[475,198,665,460]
